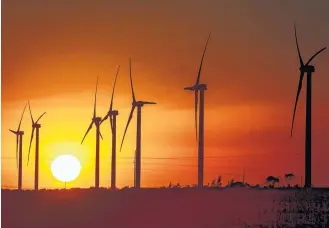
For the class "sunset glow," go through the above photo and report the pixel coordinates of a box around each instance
[2,0,329,189]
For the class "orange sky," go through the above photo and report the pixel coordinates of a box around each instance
[2,0,329,189]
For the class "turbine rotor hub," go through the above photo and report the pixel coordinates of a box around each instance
[134,102,144,107]
[33,123,41,128]
[109,110,119,115]
[300,65,315,73]
[93,117,102,123]
[197,84,207,90]
[185,84,207,91]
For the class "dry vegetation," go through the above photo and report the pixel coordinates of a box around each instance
[248,189,329,227]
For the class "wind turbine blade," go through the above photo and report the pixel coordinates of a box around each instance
[100,113,109,125]
[81,121,94,144]
[9,129,17,134]
[184,86,195,91]
[93,76,99,119]
[129,59,136,102]
[305,47,326,66]
[28,101,35,124]
[18,103,27,132]
[99,131,103,140]
[36,112,46,123]
[120,105,136,152]
[294,24,304,67]
[194,90,199,141]
[196,32,211,85]
[141,101,156,105]
[290,71,305,137]
[110,65,120,112]
[27,127,35,166]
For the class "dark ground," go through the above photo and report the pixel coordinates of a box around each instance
[2,188,329,228]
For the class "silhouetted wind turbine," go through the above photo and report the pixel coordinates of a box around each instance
[184,33,211,188]
[27,101,46,190]
[100,65,120,189]
[290,24,326,189]
[120,59,156,188]
[81,77,104,189]
[9,103,27,190]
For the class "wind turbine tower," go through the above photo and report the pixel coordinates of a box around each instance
[184,33,211,188]
[9,103,27,191]
[101,66,120,189]
[27,101,46,190]
[290,24,326,188]
[120,59,156,188]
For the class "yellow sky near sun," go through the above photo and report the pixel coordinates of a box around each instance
[1,88,292,189]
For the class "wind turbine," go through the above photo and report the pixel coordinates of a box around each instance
[184,33,211,188]
[9,103,27,190]
[120,59,156,188]
[81,77,104,189]
[27,101,46,190]
[290,24,326,188]
[100,65,120,189]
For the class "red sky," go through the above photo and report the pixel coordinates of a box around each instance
[2,0,329,189]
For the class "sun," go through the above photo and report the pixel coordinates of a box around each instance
[51,154,81,182]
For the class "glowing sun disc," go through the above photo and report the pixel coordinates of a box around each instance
[51,154,81,182]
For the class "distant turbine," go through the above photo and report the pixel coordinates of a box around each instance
[81,77,104,189]
[184,33,211,188]
[290,24,326,189]
[9,103,27,190]
[120,59,156,188]
[100,65,120,189]
[27,101,46,190]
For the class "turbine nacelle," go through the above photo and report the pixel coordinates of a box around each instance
[133,101,156,107]
[93,117,102,123]
[300,65,315,73]
[184,84,207,91]
[198,84,207,90]
[32,123,41,128]
[109,110,119,116]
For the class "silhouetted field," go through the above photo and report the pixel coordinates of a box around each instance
[2,188,329,228]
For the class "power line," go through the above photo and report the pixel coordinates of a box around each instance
[1,152,302,161]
